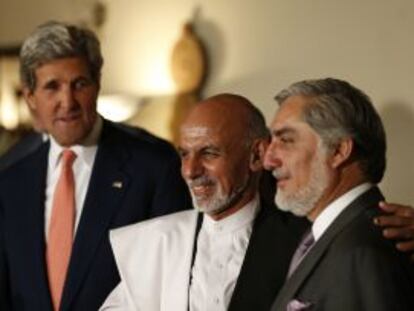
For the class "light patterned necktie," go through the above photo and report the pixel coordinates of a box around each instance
[47,149,77,311]
[287,229,315,279]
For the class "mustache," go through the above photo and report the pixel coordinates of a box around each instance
[186,175,216,188]
[272,169,289,180]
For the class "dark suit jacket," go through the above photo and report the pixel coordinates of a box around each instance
[228,205,309,311]
[0,120,191,311]
[271,187,414,311]
[0,131,43,171]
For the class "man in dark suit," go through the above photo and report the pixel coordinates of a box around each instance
[101,92,414,311]
[0,21,190,311]
[266,78,414,310]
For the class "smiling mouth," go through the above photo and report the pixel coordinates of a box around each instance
[191,185,213,196]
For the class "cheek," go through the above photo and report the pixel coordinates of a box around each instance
[289,154,315,187]
[202,162,227,187]
[33,102,54,123]
[76,87,98,111]
[219,163,249,192]
[30,91,54,111]
[80,95,96,111]
[79,99,97,123]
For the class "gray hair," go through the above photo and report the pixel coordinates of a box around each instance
[275,78,386,183]
[20,21,103,91]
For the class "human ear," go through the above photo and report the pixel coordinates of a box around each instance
[22,87,36,111]
[249,139,268,172]
[329,137,354,168]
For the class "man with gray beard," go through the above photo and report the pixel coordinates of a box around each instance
[99,94,309,311]
[272,139,329,217]
[100,92,414,311]
[266,78,414,311]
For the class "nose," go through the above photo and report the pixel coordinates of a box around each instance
[181,156,203,181]
[59,86,77,110]
[263,141,282,171]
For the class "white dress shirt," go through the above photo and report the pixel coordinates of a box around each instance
[44,117,103,237]
[189,196,260,311]
[312,183,373,241]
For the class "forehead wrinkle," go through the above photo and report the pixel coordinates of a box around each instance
[181,125,213,138]
[179,125,218,149]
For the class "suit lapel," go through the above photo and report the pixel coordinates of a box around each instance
[229,205,309,311]
[60,123,130,310]
[271,187,383,311]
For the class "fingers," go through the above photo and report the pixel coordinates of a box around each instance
[383,227,414,240]
[396,240,414,252]
[378,201,414,217]
[378,201,398,213]
[374,215,413,227]
[375,201,414,258]
[374,201,414,227]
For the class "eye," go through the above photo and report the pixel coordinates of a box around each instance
[202,148,220,159]
[280,136,294,144]
[73,78,92,90]
[43,80,60,91]
[177,148,188,159]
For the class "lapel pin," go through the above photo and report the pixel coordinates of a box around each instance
[112,181,123,189]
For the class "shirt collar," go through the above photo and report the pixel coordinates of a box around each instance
[312,182,373,241]
[202,194,260,235]
[48,116,103,169]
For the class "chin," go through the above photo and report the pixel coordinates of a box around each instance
[193,201,223,215]
[53,135,85,147]
[63,126,93,143]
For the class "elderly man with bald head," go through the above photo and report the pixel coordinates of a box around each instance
[100,92,414,311]
[99,94,309,311]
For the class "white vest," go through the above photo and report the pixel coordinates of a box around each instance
[100,210,199,311]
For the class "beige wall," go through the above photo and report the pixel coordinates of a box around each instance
[1,0,414,204]
[0,0,100,45]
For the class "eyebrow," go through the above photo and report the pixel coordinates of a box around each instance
[271,127,297,137]
[177,143,219,153]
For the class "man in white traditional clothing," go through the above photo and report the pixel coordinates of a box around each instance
[100,93,310,311]
[100,92,414,311]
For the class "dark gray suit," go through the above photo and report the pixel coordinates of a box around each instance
[271,187,414,311]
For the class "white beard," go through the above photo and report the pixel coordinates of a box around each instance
[274,149,330,217]
[188,174,250,215]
